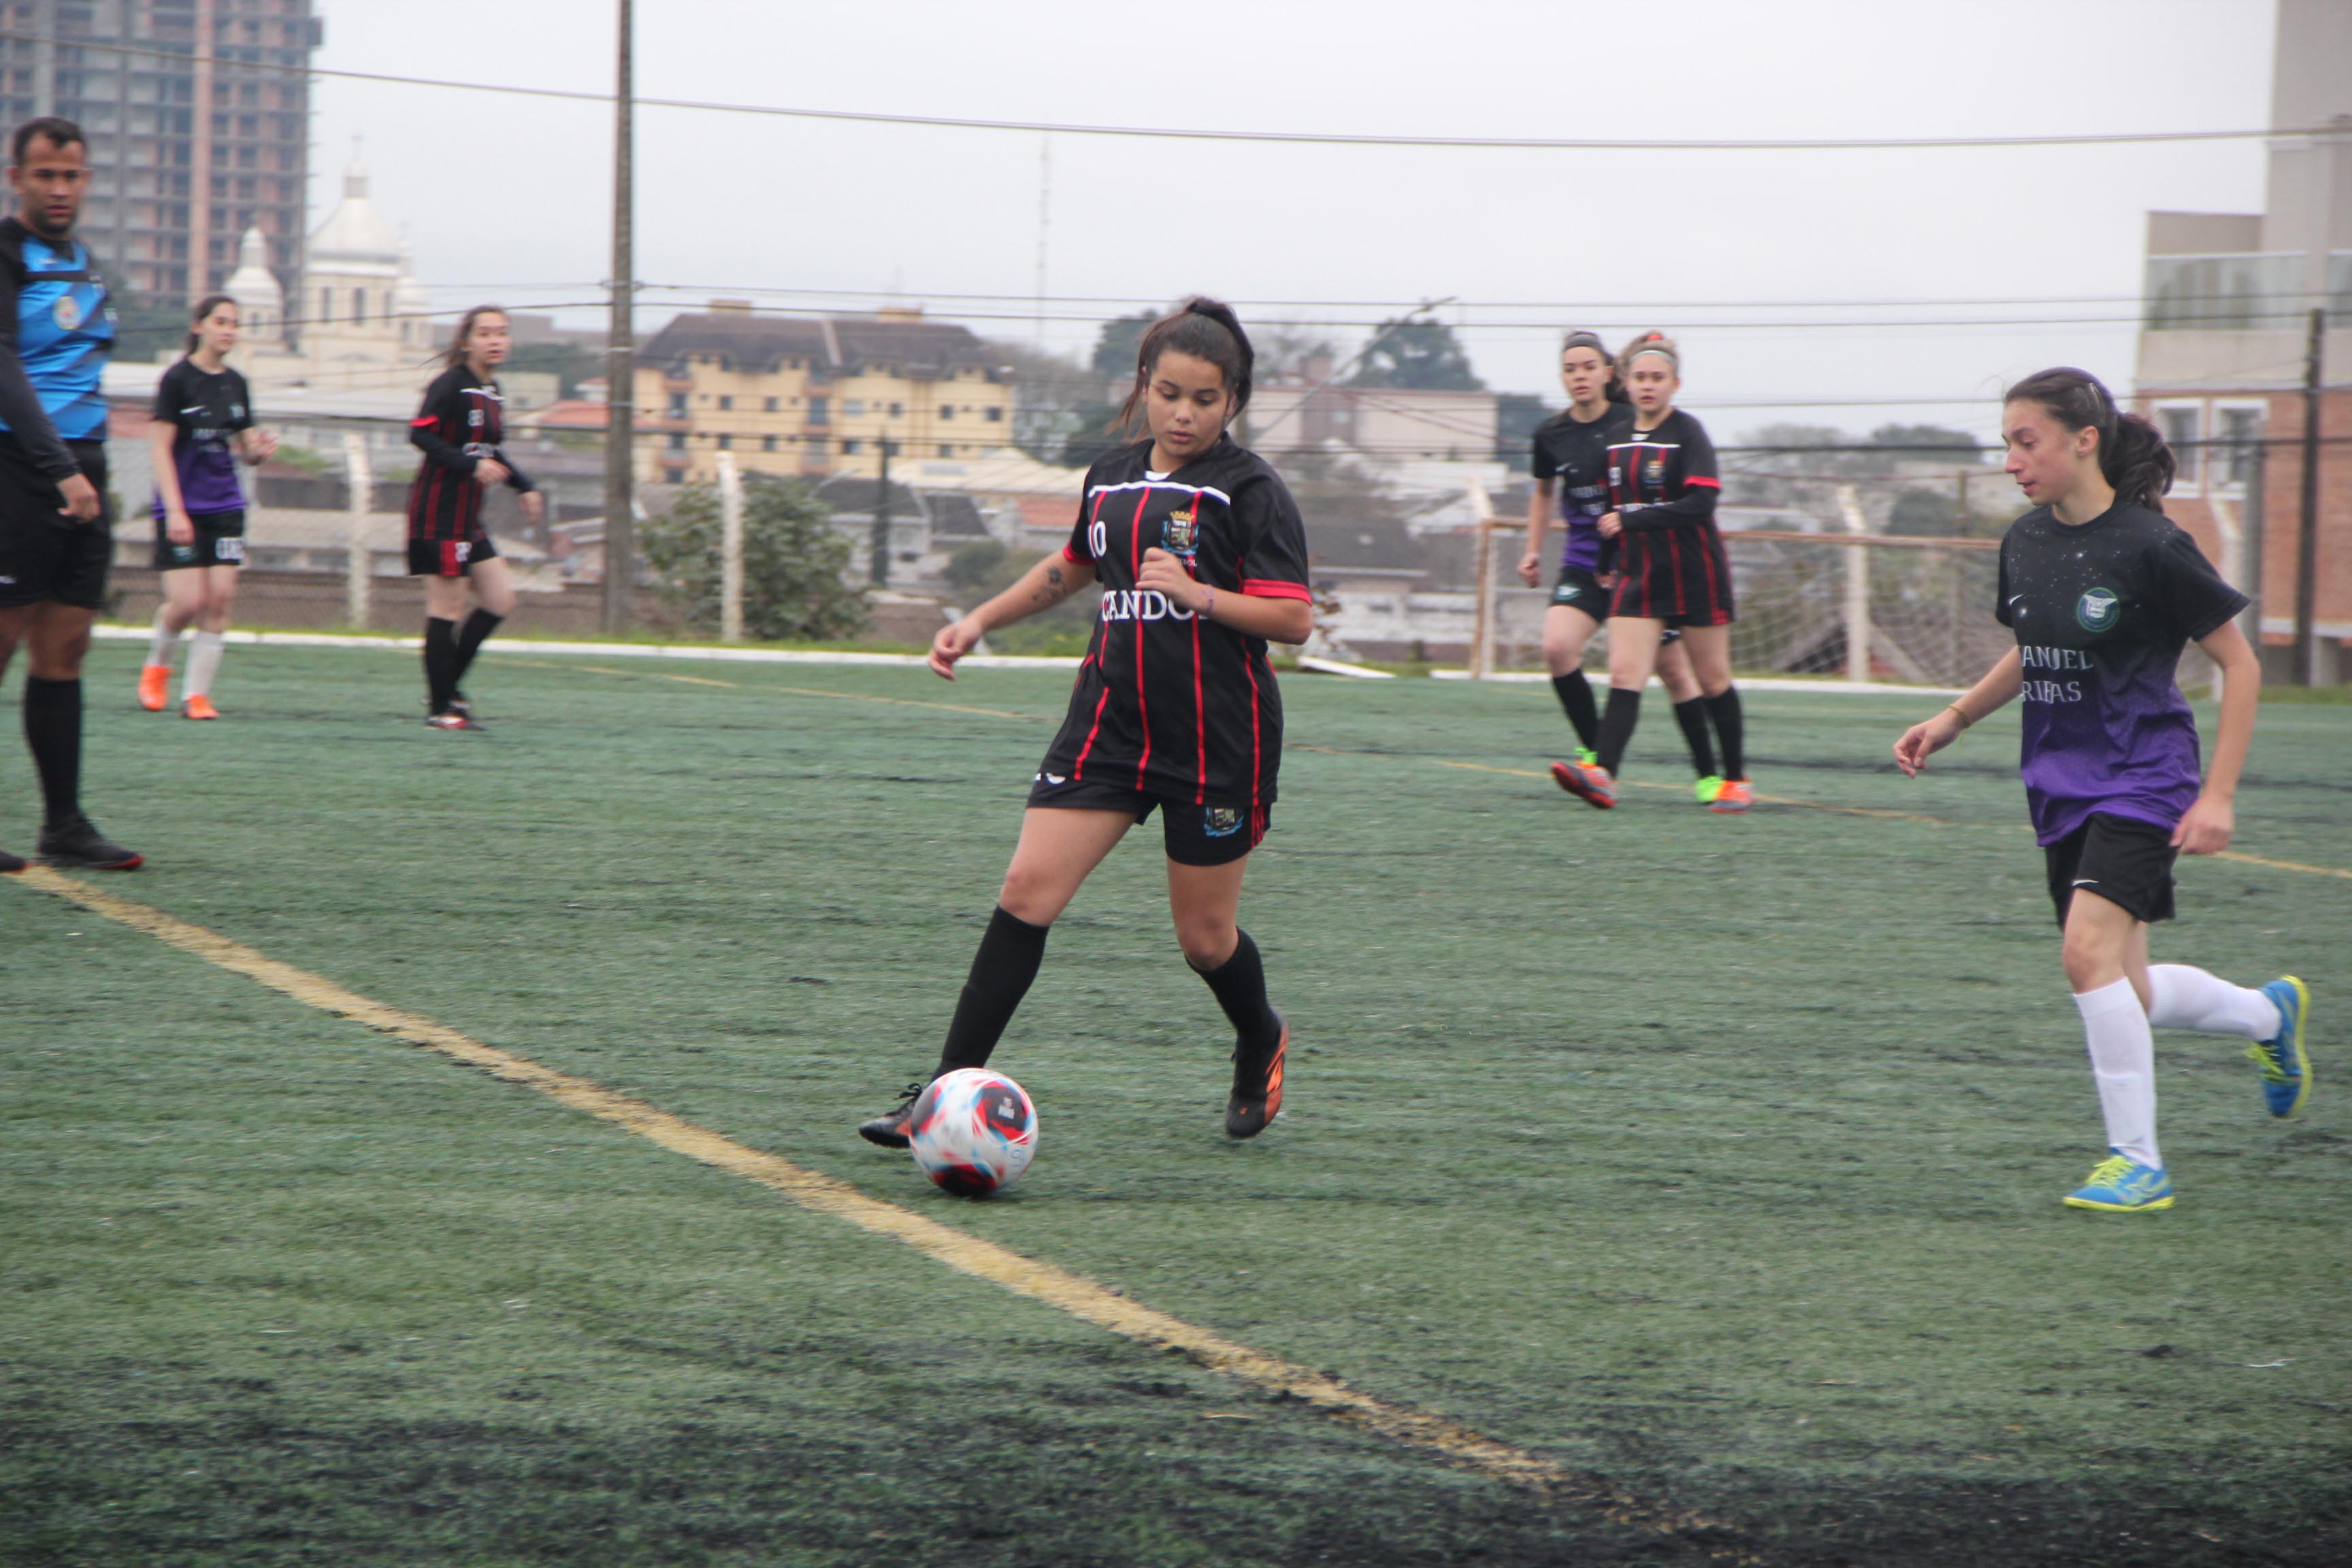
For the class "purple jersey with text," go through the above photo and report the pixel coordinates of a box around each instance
[150,358,252,518]
[1529,406,1627,574]
[1995,502,2247,845]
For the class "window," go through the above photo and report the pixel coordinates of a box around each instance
[808,397,829,423]
[667,432,685,451]
[762,435,777,452]
[717,434,732,450]
[845,399,866,417]
[2155,403,2201,493]
[717,395,732,410]
[888,402,902,416]
[2214,404,2265,489]
[764,396,779,412]
[667,392,687,418]
[983,406,1003,422]
[841,438,860,455]
[938,443,953,457]
[939,405,954,420]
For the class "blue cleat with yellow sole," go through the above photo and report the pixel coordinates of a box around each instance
[2248,977,2310,1119]
[2063,1151,2174,1213]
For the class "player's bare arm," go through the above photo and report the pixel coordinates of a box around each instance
[2173,618,2260,854]
[930,551,1098,679]
[1895,648,2021,777]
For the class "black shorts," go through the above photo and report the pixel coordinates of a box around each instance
[1554,568,1678,641]
[2045,813,2178,929]
[154,508,246,571]
[0,438,110,610]
[1610,523,1735,626]
[407,533,498,578]
[1026,774,1269,867]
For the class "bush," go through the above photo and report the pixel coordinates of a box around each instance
[639,475,870,641]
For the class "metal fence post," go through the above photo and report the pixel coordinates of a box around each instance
[1838,484,1872,685]
[717,450,744,643]
[342,429,372,630]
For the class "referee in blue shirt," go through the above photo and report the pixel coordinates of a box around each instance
[0,117,137,870]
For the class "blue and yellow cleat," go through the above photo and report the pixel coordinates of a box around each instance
[2063,1152,2174,1213]
[2248,977,2311,1119]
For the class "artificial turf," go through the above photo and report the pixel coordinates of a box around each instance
[3,640,2347,1566]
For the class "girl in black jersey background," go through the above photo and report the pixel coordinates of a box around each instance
[139,294,274,719]
[1516,330,1721,795]
[858,299,1313,1147]
[406,306,541,730]
[1554,333,1751,813]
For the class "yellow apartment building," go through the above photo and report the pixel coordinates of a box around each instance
[634,303,1016,485]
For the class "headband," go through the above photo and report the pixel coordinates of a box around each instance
[1624,336,1678,372]
[1561,331,1610,358]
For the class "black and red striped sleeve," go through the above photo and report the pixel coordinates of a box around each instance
[407,368,478,477]
[1621,412,1719,531]
[1236,472,1312,602]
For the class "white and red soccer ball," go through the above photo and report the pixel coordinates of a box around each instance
[907,1068,1038,1196]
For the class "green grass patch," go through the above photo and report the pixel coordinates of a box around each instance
[3,644,2347,1565]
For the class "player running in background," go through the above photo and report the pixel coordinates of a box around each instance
[857,299,1312,1145]
[0,117,137,870]
[406,306,541,730]
[1518,329,1722,798]
[1895,368,2307,1214]
[138,294,275,719]
[1552,333,1750,813]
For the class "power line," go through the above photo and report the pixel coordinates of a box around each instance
[6,31,2334,154]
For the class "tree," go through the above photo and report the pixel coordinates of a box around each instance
[1345,318,1484,391]
[1494,393,1550,470]
[985,337,1109,466]
[506,338,601,399]
[1869,423,1985,459]
[639,474,870,641]
[1089,310,1158,380]
[108,278,191,367]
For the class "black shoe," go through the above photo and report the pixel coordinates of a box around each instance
[0,844,24,872]
[1225,1013,1288,1139]
[858,1080,930,1148]
[37,814,142,870]
[450,689,471,719]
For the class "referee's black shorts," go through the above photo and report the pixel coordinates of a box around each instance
[0,437,110,610]
[2045,813,2178,929]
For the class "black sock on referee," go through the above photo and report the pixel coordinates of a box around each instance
[1549,671,1599,751]
[936,904,1051,1073]
[452,608,504,686]
[1705,687,1746,779]
[1671,697,1718,778]
[21,675,81,828]
[1596,686,1642,775]
[423,617,459,714]
[1192,930,1280,1060]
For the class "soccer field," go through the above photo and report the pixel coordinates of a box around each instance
[5,640,2347,1567]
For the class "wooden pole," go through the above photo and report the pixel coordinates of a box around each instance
[342,429,372,629]
[1837,484,1872,684]
[717,450,743,642]
[600,0,636,634]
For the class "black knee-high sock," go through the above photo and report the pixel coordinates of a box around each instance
[1549,671,1599,751]
[423,617,459,714]
[22,676,82,827]
[1595,686,1642,776]
[1705,687,1746,779]
[936,905,1051,1073]
[451,608,504,687]
[1193,930,1281,1060]
[1672,697,1718,779]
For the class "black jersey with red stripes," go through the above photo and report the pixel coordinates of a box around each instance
[1603,407,1719,527]
[405,364,535,543]
[1038,436,1311,813]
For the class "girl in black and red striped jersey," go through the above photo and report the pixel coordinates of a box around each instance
[856,298,1313,1147]
[405,306,541,730]
[1552,332,1752,812]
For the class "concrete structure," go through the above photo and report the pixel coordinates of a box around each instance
[635,304,1015,487]
[2135,0,2352,679]
[0,0,318,304]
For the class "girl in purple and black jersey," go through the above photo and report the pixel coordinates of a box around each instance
[1516,330,1720,794]
[138,295,276,719]
[1895,368,2309,1215]
[855,299,1313,1148]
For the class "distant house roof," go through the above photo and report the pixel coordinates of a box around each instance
[640,310,1002,380]
[517,398,659,432]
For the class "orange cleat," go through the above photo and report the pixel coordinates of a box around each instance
[137,664,169,711]
[1710,778,1753,813]
[182,694,220,721]
[1550,757,1617,809]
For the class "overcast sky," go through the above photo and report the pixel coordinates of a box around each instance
[310,0,2285,442]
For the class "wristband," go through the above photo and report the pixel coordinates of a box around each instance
[1200,585,1216,619]
[1943,704,1972,730]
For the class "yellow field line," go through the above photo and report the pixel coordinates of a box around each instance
[2214,849,2352,882]
[9,865,1748,1554]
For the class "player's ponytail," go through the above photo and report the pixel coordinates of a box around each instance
[185,293,235,355]
[2006,366,2175,512]
[1115,297,1255,435]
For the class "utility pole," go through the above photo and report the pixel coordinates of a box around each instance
[870,437,893,586]
[2293,306,2323,686]
[601,0,636,635]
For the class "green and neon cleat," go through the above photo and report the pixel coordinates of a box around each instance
[1694,774,1725,805]
[2063,1152,2174,1213]
[2247,977,2310,1119]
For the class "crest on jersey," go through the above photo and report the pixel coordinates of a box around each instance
[1164,502,1199,556]
[1644,457,1664,484]
[50,294,79,331]
[2075,586,2121,632]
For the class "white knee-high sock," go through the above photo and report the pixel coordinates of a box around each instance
[2146,964,2281,1039]
[184,632,225,699]
[2076,979,2161,1169]
[148,608,182,668]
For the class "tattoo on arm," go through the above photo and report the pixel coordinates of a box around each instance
[1030,562,1068,606]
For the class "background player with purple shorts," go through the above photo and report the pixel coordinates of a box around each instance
[1895,367,2310,1214]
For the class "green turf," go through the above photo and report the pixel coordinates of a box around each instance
[3,642,2347,1566]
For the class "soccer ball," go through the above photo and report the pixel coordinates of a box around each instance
[908,1068,1038,1196]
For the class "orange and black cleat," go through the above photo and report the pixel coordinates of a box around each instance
[1226,1013,1288,1139]
[137,664,169,712]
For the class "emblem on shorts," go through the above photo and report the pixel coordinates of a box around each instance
[1164,502,1199,556]
[1203,806,1242,838]
[2075,586,2121,632]
[50,294,79,331]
